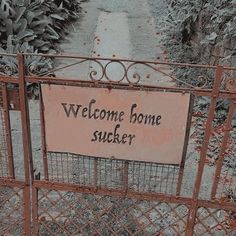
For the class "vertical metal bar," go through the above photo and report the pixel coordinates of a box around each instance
[18,53,34,181]
[39,85,49,180]
[176,94,194,195]
[18,54,34,236]
[186,201,198,236]
[211,100,236,199]
[185,66,224,236]
[23,185,31,236]
[165,165,170,194]
[32,185,39,236]
[123,161,129,192]
[2,84,15,178]
[94,158,98,190]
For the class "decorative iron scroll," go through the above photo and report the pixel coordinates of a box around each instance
[33,58,211,89]
[225,78,236,92]
[0,65,12,76]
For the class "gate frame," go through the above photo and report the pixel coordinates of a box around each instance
[0,53,235,235]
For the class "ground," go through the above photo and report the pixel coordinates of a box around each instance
[55,0,173,84]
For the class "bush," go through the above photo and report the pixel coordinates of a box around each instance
[159,0,236,86]
[162,0,236,65]
[0,0,81,52]
[0,0,83,76]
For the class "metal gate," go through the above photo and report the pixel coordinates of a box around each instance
[0,53,235,235]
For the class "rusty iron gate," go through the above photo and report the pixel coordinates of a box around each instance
[0,53,235,235]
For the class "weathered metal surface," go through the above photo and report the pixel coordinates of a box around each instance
[0,53,235,235]
[225,77,236,92]
[0,87,20,110]
[1,84,14,178]
[211,100,236,199]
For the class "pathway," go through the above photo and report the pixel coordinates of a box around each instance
[56,0,173,86]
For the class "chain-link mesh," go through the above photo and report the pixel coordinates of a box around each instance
[193,207,236,235]
[0,186,24,235]
[37,188,189,236]
[217,166,236,203]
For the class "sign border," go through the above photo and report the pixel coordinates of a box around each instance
[40,82,193,167]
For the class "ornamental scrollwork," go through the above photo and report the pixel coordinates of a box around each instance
[225,78,236,92]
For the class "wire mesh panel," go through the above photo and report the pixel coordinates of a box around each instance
[214,125,236,203]
[35,187,189,236]
[0,85,9,177]
[217,165,236,203]
[199,99,235,210]
[193,207,236,236]
[0,185,24,235]
[47,152,180,196]
[128,161,179,194]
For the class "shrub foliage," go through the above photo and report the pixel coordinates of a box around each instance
[0,0,83,75]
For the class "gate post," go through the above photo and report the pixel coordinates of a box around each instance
[18,53,34,235]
